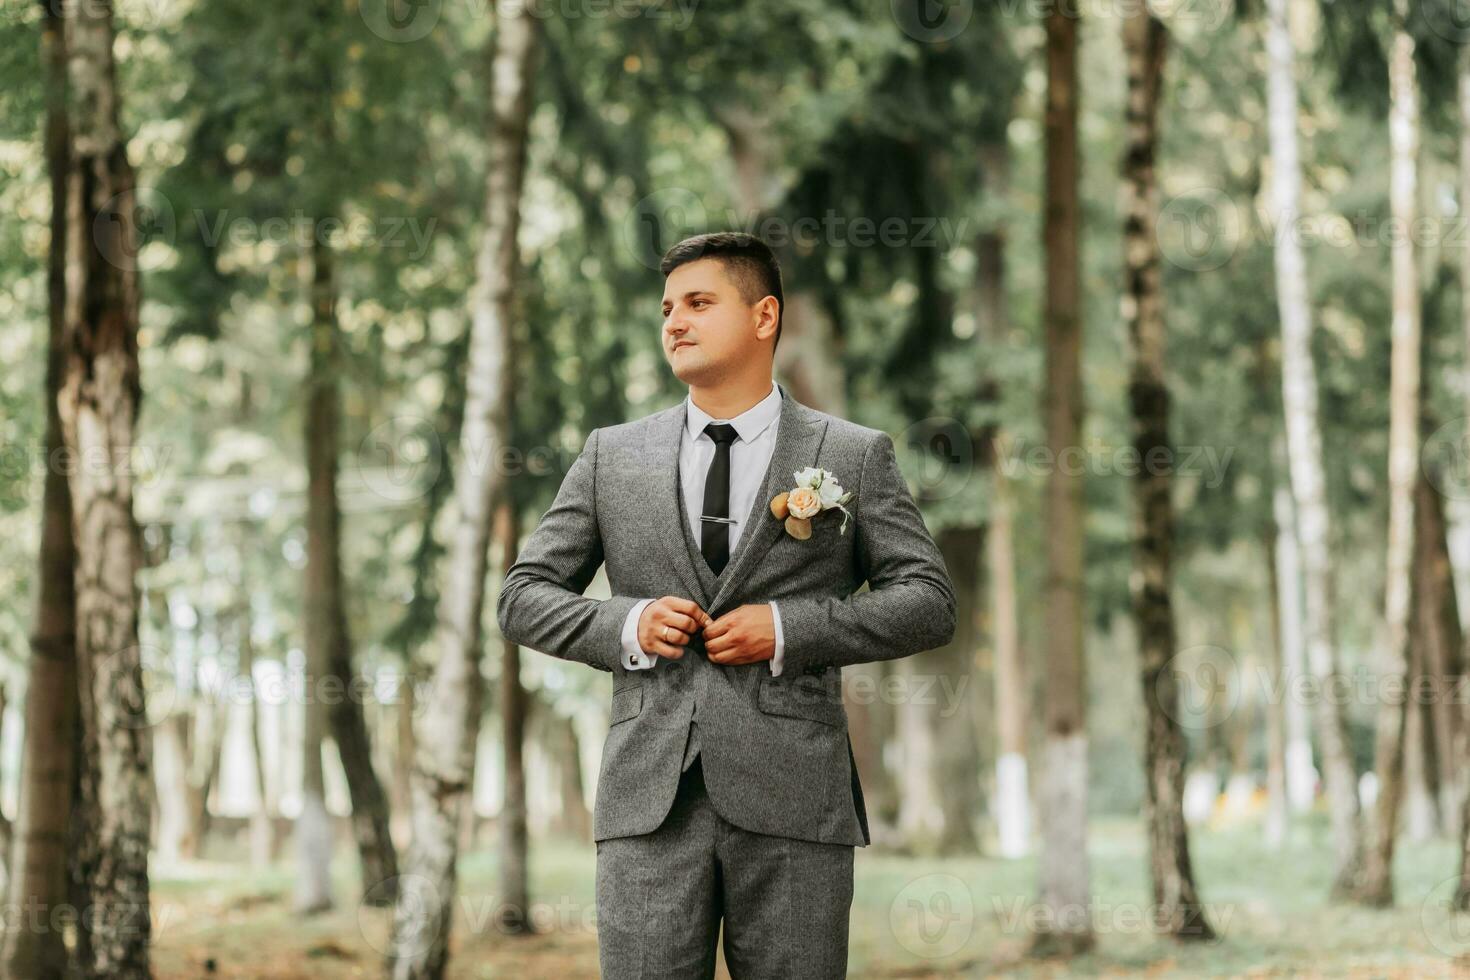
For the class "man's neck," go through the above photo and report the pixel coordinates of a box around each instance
[688,378,775,421]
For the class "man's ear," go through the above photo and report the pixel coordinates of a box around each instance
[754,296,780,342]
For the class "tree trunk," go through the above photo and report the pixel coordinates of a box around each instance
[550,711,590,841]
[976,139,1030,861]
[1360,1,1422,907]
[392,670,416,850]
[56,0,154,973]
[1412,468,1463,833]
[6,5,80,975]
[1453,38,1470,914]
[497,500,531,933]
[1119,10,1213,941]
[1401,472,1441,842]
[184,695,228,859]
[1030,4,1093,958]
[1265,0,1365,898]
[0,687,12,894]
[1270,439,1315,815]
[895,657,942,850]
[296,62,400,900]
[294,604,334,915]
[1401,642,1436,842]
[153,712,194,863]
[1262,518,1290,848]
[387,5,538,976]
[845,664,898,841]
[990,461,1029,859]
[240,610,276,865]
[924,526,983,856]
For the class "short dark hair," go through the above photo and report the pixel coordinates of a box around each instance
[659,232,783,350]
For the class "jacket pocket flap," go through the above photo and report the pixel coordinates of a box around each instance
[757,677,844,728]
[610,686,643,725]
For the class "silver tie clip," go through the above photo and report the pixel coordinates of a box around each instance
[700,515,737,524]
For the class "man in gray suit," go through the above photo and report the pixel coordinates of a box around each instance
[497,232,957,978]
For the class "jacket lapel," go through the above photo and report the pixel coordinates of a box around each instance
[648,383,828,619]
[707,385,826,617]
[650,402,712,607]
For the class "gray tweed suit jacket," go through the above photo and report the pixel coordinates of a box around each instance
[496,382,958,847]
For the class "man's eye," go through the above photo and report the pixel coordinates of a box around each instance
[692,300,707,308]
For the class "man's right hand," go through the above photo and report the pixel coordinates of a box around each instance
[637,596,712,660]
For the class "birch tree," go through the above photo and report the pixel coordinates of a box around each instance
[1120,7,1213,941]
[387,4,540,975]
[1264,0,1365,898]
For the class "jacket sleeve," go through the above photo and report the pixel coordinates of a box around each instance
[496,428,642,672]
[775,432,958,672]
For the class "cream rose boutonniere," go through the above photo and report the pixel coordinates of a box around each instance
[769,467,856,540]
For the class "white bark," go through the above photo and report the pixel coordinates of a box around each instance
[1361,2,1423,905]
[388,3,539,975]
[1271,461,1315,814]
[1265,0,1364,895]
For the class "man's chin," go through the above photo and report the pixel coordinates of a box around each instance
[671,358,715,385]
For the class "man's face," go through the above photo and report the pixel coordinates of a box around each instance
[660,258,771,384]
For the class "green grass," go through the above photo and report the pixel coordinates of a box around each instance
[147,814,1470,978]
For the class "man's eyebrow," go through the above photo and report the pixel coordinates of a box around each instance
[662,289,716,307]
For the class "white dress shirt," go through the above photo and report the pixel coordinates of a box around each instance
[619,380,786,675]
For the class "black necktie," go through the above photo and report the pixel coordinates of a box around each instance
[700,422,739,575]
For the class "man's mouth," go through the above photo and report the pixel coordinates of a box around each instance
[673,342,696,351]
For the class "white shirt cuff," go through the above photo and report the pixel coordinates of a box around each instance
[769,601,784,676]
[620,598,659,670]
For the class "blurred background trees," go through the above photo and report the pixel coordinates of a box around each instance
[4,0,1470,976]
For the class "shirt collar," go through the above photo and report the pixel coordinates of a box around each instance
[685,380,781,445]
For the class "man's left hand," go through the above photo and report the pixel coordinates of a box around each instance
[703,604,776,666]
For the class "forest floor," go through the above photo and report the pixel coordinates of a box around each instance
[148,814,1470,978]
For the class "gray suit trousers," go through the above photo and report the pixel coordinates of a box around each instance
[596,756,855,980]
